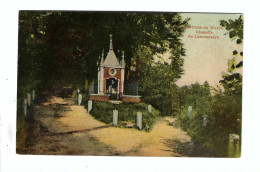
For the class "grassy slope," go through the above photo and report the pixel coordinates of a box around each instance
[88,102,160,132]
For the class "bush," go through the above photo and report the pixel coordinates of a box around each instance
[88,102,160,132]
[175,82,242,157]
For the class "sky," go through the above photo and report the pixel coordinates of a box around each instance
[174,13,243,87]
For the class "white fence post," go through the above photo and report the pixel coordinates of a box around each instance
[148,105,152,114]
[136,112,142,130]
[88,100,92,113]
[188,106,192,118]
[203,116,207,127]
[112,109,118,126]
[228,134,241,157]
[23,99,27,116]
[31,90,35,101]
[27,93,31,107]
[78,94,82,105]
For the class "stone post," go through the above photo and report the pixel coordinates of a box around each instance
[188,106,192,118]
[23,99,27,116]
[27,93,31,107]
[148,105,152,114]
[203,116,207,127]
[78,94,82,105]
[136,112,142,130]
[31,90,35,101]
[112,109,118,126]
[228,134,241,157]
[88,100,92,113]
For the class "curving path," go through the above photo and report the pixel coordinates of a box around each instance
[33,96,192,156]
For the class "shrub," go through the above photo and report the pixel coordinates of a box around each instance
[175,82,241,157]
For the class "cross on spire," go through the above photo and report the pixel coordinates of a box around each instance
[109,34,113,50]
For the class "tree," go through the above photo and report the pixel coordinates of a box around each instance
[18,11,53,96]
[219,15,243,95]
[209,15,244,143]
[18,11,189,94]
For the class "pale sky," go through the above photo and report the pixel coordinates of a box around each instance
[175,13,243,87]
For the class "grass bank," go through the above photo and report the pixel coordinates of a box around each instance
[87,102,160,132]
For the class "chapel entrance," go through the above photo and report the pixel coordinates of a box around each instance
[106,78,119,100]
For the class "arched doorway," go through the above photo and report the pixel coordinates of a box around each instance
[106,78,119,100]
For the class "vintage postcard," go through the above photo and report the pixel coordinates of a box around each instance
[16,11,243,157]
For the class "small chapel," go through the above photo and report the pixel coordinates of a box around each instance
[88,35,141,103]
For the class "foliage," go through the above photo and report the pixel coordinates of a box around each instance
[139,58,183,116]
[89,102,160,132]
[176,83,213,141]
[217,15,243,136]
[18,11,188,82]
[17,11,189,114]
[219,15,243,94]
[220,15,243,45]
[138,38,187,116]
[175,82,240,157]
[174,16,243,157]
[135,14,188,116]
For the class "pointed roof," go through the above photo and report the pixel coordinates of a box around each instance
[103,50,121,67]
[103,35,124,68]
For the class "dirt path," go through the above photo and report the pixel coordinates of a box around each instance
[23,94,195,157]
[17,95,116,155]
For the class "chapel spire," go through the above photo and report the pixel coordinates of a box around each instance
[103,34,122,67]
[109,34,113,50]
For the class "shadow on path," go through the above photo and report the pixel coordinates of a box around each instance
[51,125,111,135]
[164,138,216,157]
